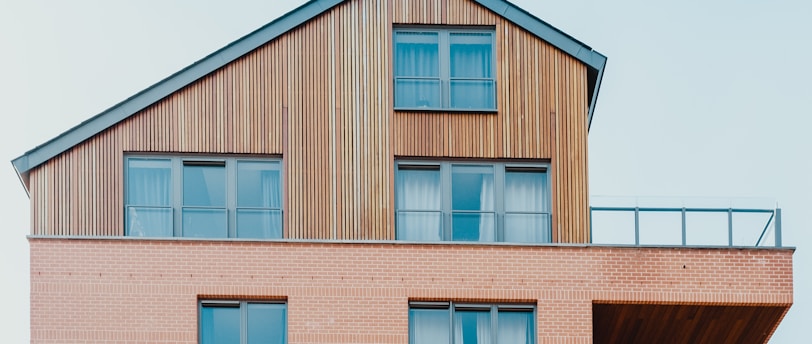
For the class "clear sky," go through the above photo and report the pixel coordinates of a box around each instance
[1,0,809,342]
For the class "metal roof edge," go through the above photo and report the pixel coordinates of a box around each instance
[473,0,607,130]
[11,0,344,180]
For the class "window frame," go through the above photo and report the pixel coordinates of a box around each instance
[409,301,536,344]
[393,27,497,112]
[395,160,551,243]
[124,154,284,238]
[199,299,287,344]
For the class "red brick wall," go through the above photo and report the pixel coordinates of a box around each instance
[29,238,793,343]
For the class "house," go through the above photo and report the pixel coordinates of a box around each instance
[12,0,793,343]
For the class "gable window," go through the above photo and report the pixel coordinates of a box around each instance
[395,161,550,243]
[394,28,496,111]
[125,156,282,238]
[200,300,286,344]
[410,302,535,344]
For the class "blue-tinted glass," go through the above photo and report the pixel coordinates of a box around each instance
[497,311,534,344]
[247,303,286,344]
[505,171,547,212]
[126,207,172,237]
[183,209,227,238]
[452,166,494,211]
[183,164,225,207]
[395,32,439,77]
[238,161,281,208]
[410,308,450,344]
[200,306,240,344]
[454,310,491,344]
[452,213,495,242]
[237,209,282,239]
[450,80,495,109]
[395,79,441,108]
[504,214,550,243]
[450,33,492,78]
[397,211,442,241]
[127,159,171,206]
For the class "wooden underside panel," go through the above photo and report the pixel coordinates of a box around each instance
[29,0,591,243]
[593,303,790,344]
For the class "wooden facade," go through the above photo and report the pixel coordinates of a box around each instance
[28,0,590,243]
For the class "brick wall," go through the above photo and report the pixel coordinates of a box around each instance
[29,238,794,343]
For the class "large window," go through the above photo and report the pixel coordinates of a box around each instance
[199,300,286,344]
[394,28,495,111]
[410,302,535,344]
[396,161,550,243]
[125,156,283,238]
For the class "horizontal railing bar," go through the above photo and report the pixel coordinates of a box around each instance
[590,207,774,214]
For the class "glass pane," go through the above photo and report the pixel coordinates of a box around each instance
[497,311,533,344]
[452,165,494,211]
[127,158,171,206]
[237,209,282,239]
[247,303,286,344]
[395,79,441,108]
[183,164,226,207]
[452,213,495,242]
[200,306,240,344]
[504,214,550,243]
[397,211,442,241]
[126,207,172,237]
[238,161,282,208]
[410,308,450,344]
[450,80,494,109]
[183,208,227,238]
[395,31,439,77]
[450,33,493,78]
[454,310,491,344]
[505,171,547,212]
[396,168,441,210]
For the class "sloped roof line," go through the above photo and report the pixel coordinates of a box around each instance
[12,0,606,183]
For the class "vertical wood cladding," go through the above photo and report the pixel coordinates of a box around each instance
[28,0,590,243]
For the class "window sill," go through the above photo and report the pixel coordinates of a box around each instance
[394,107,498,114]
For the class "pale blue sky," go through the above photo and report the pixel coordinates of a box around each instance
[1,0,809,342]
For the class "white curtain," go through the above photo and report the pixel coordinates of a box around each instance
[454,311,491,344]
[259,170,282,238]
[478,176,495,242]
[397,169,442,241]
[504,172,549,243]
[395,32,440,108]
[412,309,449,344]
[496,312,530,344]
[449,33,493,109]
[127,159,171,236]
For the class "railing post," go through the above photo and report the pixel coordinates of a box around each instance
[634,207,640,245]
[728,208,733,246]
[589,207,593,244]
[681,207,687,246]
[775,208,782,247]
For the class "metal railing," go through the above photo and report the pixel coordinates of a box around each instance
[589,200,782,248]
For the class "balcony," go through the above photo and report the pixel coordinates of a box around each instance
[590,196,782,247]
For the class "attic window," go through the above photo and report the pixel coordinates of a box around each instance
[394,28,496,111]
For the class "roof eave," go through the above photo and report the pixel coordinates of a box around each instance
[10,0,344,177]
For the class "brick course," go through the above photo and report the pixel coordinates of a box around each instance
[29,238,793,343]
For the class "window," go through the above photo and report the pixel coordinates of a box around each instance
[394,28,495,110]
[125,156,283,238]
[199,300,286,344]
[410,302,535,344]
[395,161,550,243]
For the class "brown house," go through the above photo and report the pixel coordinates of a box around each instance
[13,0,792,343]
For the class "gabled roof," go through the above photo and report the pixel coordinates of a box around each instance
[12,0,606,190]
